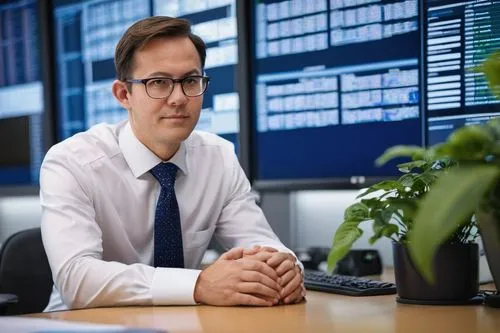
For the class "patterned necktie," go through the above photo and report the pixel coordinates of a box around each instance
[150,162,184,268]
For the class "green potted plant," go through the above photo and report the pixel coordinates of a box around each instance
[327,149,481,304]
[403,51,500,293]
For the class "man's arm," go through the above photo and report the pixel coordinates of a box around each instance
[213,153,292,253]
[40,148,200,309]
[201,149,304,304]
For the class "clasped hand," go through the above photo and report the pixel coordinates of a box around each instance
[193,246,305,306]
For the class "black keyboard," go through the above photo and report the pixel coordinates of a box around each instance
[304,270,397,296]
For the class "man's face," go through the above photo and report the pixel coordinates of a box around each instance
[115,37,204,150]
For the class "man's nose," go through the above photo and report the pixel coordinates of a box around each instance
[167,83,188,105]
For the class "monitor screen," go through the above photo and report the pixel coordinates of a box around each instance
[53,0,240,152]
[424,0,500,146]
[154,0,240,150]
[251,0,422,189]
[52,0,151,140]
[0,0,46,186]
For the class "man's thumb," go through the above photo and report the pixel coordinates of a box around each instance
[219,247,244,260]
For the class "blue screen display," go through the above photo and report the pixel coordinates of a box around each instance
[424,0,500,146]
[252,0,422,185]
[52,0,240,151]
[0,0,45,186]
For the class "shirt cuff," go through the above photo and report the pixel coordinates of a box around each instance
[151,268,201,305]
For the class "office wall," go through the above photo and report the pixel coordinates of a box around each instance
[0,196,41,244]
[261,190,394,268]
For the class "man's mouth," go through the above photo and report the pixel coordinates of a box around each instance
[161,114,189,119]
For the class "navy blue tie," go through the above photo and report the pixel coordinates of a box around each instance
[150,162,184,268]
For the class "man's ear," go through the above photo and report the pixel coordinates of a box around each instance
[112,80,131,110]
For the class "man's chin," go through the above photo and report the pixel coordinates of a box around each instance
[159,129,193,144]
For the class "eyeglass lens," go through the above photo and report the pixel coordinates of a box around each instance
[145,77,207,98]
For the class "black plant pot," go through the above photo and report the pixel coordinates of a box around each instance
[476,210,500,291]
[393,242,480,305]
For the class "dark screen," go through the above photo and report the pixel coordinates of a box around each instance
[0,0,45,185]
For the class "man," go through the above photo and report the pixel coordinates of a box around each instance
[40,16,304,311]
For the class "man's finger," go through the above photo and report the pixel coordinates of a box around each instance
[278,267,296,287]
[275,259,296,276]
[241,270,281,292]
[259,246,278,253]
[243,245,261,256]
[237,282,280,300]
[236,292,274,307]
[284,285,304,304]
[242,259,279,280]
[243,251,275,262]
[298,283,306,303]
[267,253,295,268]
[220,247,244,260]
[250,293,278,305]
[280,272,302,300]
[243,246,278,257]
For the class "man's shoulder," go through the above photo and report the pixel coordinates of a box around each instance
[45,122,122,166]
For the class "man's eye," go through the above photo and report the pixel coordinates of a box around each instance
[151,79,169,86]
[184,77,197,84]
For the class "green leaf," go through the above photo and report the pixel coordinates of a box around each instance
[408,165,500,283]
[386,197,418,221]
[397,160,428,173]
[356,180,404,198]
[327,220,364,272]
[415,172,439,187]
[446,125,494,161]
[360,197,385,210]
[343,202,369,221]
[485,118,500,140]
[399,173,416,187]
[370,224,399,244]
[368,206,397,244]
[481,51,500,99]
[372,205,395,224]
[375,145,426,166]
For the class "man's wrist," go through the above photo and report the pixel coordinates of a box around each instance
[193,271,203,304]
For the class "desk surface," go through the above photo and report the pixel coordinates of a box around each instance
[29,288,500,333]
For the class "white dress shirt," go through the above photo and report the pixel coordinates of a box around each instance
[40,120,293,311]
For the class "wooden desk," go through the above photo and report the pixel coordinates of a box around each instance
[29,288,500,333]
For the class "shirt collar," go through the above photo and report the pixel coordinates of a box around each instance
[118,121,189,178]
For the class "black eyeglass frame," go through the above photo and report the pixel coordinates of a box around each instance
[126,75,210,99]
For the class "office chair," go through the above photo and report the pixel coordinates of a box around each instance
[0,227,53,315]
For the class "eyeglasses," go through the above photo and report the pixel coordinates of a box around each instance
[126,75,210,99]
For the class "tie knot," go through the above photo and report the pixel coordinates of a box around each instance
[150,162,178,188]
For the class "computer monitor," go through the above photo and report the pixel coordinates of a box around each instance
[52,0,241,152]
[424,0,500,146]
[250,0,423,190]
[0,0,52,187]
[52,0,151,140]
[153,0,240,151]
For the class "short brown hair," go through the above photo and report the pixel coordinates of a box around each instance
[114,16,206,81]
